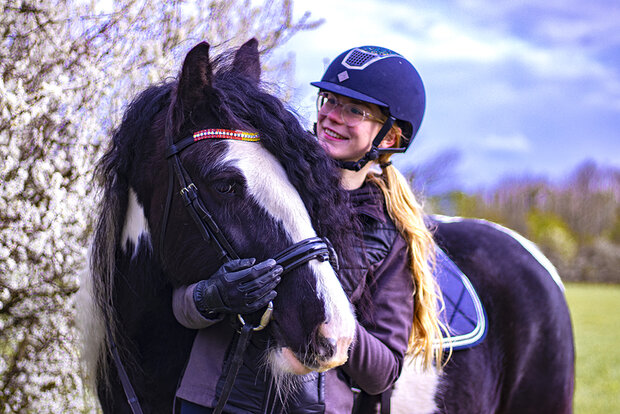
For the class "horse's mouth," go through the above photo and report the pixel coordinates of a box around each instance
[269,344,349,376]
[269,319,351,375]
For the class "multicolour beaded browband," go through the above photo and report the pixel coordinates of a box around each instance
[165,128,261,159]
[193,128,260,142]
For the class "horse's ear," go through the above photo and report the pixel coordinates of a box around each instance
[233,38,261,84]
[177,42,213,107]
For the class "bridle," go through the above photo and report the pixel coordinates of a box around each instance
[111,127,339,414]
[160,127,338,279]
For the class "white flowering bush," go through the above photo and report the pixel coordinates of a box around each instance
[0,0,319,411]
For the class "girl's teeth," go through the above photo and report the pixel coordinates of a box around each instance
[327,129,346,140]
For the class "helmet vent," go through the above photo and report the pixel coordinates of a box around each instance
[341,46,401,70]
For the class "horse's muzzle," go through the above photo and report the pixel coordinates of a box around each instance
[274,329,353,375]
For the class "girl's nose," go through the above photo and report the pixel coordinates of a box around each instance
[326,104,344,124]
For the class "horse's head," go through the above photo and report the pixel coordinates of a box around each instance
[134,40,359,374]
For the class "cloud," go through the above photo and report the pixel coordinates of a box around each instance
[480,132,531,153]
[451,0,620,58]
[283,0,620,187]
[290,0,617,80]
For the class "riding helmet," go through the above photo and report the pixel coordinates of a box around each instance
[311,46,426,153]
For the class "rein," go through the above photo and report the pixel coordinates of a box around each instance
[110,128,339,414]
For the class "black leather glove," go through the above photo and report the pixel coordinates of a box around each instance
[193,258,282,316]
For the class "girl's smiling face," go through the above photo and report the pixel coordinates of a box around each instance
[316,93,387,162]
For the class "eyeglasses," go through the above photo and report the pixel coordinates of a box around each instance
[316,92,385,127]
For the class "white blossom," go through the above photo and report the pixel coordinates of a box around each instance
[1,0,320,411]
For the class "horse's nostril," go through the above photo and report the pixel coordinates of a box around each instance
[316,336,337,361]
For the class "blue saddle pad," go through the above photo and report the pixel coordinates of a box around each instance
[434,248,487,351]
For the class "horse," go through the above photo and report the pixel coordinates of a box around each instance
[80,39,363,413]
[391,216,575,413]
[80,38,575,413]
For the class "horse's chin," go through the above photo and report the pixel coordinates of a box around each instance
[271,348,313,375]
[270,347,349,375]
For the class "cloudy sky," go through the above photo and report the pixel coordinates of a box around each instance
[275,0,620,190]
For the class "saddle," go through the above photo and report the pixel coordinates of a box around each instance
[434,248,487,351]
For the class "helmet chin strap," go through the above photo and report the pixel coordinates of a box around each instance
[335,117,395,172]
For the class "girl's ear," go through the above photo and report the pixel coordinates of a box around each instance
[378,125,401,149]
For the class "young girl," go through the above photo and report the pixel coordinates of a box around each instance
[310,45,444,412]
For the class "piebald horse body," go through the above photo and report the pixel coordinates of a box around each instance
[392,217,574,413]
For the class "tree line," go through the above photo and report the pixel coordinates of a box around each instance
[413,160,620,284]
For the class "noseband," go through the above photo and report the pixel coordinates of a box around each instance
[112,128,340,414]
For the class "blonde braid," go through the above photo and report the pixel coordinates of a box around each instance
[367,153,445,369]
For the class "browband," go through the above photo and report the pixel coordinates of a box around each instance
[166,129,260,158]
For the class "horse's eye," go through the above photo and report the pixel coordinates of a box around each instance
[214,182,236,194]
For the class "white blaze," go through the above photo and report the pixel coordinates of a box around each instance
[224,140,355,367]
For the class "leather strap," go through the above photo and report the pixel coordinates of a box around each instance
[273,237,338,273]
[106,325,144,414]
[213,323,254,414]
[336,117,395,171]
[380,387,393,414]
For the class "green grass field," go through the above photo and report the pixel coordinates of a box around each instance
[565,283,620,413]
